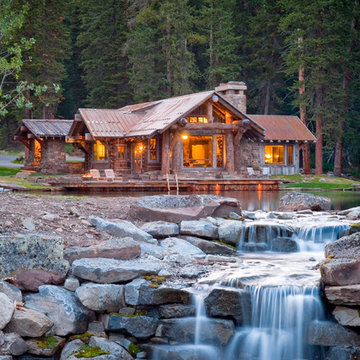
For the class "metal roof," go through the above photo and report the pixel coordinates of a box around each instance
[247,115,316,141]
[22,119,73,137]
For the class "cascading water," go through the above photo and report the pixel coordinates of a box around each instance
[225,286,325,360]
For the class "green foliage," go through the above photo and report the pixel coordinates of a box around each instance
[69,332,93,344]
[128,342,141,356]
[0,166,19,176]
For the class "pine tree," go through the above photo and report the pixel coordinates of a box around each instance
[76,0,131,108]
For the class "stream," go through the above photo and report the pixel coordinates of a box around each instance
[152,215,352,360]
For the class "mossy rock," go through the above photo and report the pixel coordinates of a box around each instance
[37,336,59,349]
[74,344,109,358]
[69,332,94,344]
[212,240,237,251]
[111,309,147,317]
[129,342,141,356]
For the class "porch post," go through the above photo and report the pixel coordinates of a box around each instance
[161,131,170,175]
[225,131,235,174]
[172,132,182,173]
[234,129,245,173]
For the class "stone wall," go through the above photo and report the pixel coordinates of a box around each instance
[237,137,261,174]
[40,138,68,174]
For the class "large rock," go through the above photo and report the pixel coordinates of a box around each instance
[325,346,360,360]
[325,232,360,259]
[4,308,53,337]
[204,288,251,325]
[125,279,190,306]
[64,237,141,264]
[0,281,22,302]
[106,314,159,338]
[89,216,156,244]
[180,236,236,255]
[321,259,360,286]
[149,344,220,360]
[88,337,133,360]
[218,220,244,246]
[0,293,15,330]
[325,284,360,306]
[0,234,69,291]
[159,318,235,346]
[72,258,162,284]
[308,320,360,346]
[160,237,205,256]
[140,242,168,259]
[76,283,124,312]
[277,192,331,212]
[140,221,179,238]
[270,237,299,252]
[129,195,242,223]
[26,336,65,357]
[25,285,95,336]
[0,332,28,356]
[159,304,195,319]
[333,306,360,327]
[180,221,218,239]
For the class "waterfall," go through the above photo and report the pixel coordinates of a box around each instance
[225,286,325,360]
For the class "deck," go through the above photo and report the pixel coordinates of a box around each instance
[56,176,281,193]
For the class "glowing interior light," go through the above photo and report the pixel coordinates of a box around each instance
[182,134,188,140]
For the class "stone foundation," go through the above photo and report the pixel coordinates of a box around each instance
[39,139,68,174]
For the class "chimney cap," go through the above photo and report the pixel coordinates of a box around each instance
[215,81,247,93]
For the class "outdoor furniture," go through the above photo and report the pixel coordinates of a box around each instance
[104,169,122,182]
[262,167,270,177]
[90,169,102,180]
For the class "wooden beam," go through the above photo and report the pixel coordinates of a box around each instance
[184,123,239,131]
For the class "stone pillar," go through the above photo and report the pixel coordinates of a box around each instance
[161,131,170,175]
[171,133,182,173]
[40,138,68,174]
[225,132,235,174]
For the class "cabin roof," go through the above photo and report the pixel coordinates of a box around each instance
[247,115,316,141]
[21,119,73,138]
[75,90,264,139]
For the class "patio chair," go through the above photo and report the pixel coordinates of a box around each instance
[104,168,122,182]
[90,169,101,180]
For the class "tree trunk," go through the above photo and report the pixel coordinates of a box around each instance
[315,87,324,175]
[298,65,311,174]
[264,80,270,115]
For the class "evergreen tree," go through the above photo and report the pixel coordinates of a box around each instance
[76,0,132,108]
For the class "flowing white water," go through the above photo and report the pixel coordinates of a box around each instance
[225,286,325,360]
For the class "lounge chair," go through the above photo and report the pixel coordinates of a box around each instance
[104,169,122,182]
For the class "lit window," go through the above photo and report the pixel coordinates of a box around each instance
[187,116,208,124]
[93,140,108,161]
[117,144,126,160]
[264,145,284,164]
[149,138,158,161]
[183,136,212,168]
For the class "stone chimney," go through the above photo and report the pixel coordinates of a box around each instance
[215,81,247,114]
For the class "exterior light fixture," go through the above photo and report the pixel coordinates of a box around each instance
[182,134,188,140]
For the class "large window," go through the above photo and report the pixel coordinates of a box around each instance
[93,140,108,161]
[264,144,294,165]
[149,138,158,161]
[183,136,212,168]
[117,144,126,160]
[265,145,284,164]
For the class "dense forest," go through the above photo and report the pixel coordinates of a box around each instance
[1,0,359,176]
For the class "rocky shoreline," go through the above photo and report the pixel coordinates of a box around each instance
[0,193,359,359]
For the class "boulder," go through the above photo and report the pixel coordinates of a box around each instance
[325,232,360,259]
[333,306,360,327]
[89,217,156,244]
[159,304,195,319]
[0,293,15,330]
[349,223,360,235]
[129,195,242,223]
[64,277,80,292]
[25,285,95,336]
[0,281,22,302]
[125,279,190,306]
[242,242,268,252]
[179,265,207,278]
[277,192,331,212]
[159,318,235,346]
[160,237,205,256]
[76,283,124,312]
[180,220,218,239]
[71,258,162,284]
[346,207,360,220]
[0,234,69,291]
[149,344,219,360]
[88,337,133,360]
[26,336,65,356]
[140,221,179,238]
[0,332,28,356]
[59,339,84,360]
[180,236,236,255]
[308,320,360,346]
[218,220,244,247]
[106,314,159,338]
[270,237,299,252]
[4,308,53,337]
[140,242,168,259]
[204,288,251,325]
[325,284,360,306]
[325,346,360,360]
[64,237,141,264]
[321,259,360,286]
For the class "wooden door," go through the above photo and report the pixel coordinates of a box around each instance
[132,143,143,173]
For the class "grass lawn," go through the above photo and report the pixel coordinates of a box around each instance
[277,174,360,189]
